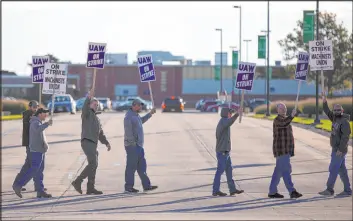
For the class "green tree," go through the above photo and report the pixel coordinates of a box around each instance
[278,12,352,92]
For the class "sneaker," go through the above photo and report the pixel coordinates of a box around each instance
[230,189,244,196]
[268,193,284,198]
[336,191,352,197]
[212,191,227,196]
[143,186,158,192]
[125,188,139,193]
[318,189,334,196]
[86,188,103,195]
[12,185,22,198]
[290,191,303,199]
[71,180,83,194]
[37,191,52,198]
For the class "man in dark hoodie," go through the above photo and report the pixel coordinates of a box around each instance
[319,92,352,196]
[212,107,244,196]
[123,99,157,193]
[12,108,53,198]
[12,100,48,192]
[269,103,302,199]
[71,89,111,195]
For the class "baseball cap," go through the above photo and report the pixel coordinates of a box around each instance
[34,108,50,116]
[29,100,39,108]
[132,99,144,106]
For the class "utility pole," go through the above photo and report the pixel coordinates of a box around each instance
[266,0,270,116]
[215,28,223,93]
[234,5,242,102]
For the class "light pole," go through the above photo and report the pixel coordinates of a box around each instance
[314,0,320,124]
[215,28,223,93]
[230,46,237,100]
[261,30,271,101]
[266,0,270,116]
[233,5,242,102]
[243,39,251,62]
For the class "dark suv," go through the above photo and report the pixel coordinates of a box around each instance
[161,96,184,112]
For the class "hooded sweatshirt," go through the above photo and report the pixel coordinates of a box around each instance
[124,109,152,147]
[215,107,239,152]
[22,109,35,147]
[29,116,50,153]
[323,101,351,154]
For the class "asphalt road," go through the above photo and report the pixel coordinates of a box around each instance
[1,111,352,220]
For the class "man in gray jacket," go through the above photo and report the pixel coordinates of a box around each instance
[212,107,244,196]
[124,99,157,193]
[12,108,52,198]
[319,92,352,196]
[72,89,111,195]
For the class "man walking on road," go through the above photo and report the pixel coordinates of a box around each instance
[212,107,244,197]
[124,99,157,193]
[268,103,303,199]
[319,93,352,197]
[12,100,46,192]
[13,108,53,198]
[72,89,111,195]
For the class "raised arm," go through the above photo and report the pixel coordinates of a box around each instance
[323,101,334,122]
[338,120,351,153]
[31,121,50,133]
[82,96,91,118]
[140,113,152,124]
[216,113,239,138]
[274,115,294,127]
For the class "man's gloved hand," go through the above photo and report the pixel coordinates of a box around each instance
[150,108,156,115]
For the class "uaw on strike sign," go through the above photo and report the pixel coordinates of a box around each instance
[235,62,256,91]
[137,54,156,82]
[86,42,106,69]
[309,40,334,71]
[32,56,49,83]
[42,63,68,95]
[295,52,310,81]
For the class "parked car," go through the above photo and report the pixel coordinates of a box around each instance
[97,97,112,111]
[200,100,221,112]
[47,94,76,114]
[114,97,151,112]
[206,102,240,113]
[248,98,270,112]
[161,96,185,112]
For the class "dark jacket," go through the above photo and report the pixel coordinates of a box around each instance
[22,109,35,147]
[124,109,152,147]
[215,108,239,152]
[323,101,351,154]
[81,97,109,146]
[272,115,295,158]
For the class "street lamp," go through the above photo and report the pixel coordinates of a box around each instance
[233,5,242,102]
[266,0,270,116]
[261,30,271,102]
[243,39,251,62]
[215,28,223,92]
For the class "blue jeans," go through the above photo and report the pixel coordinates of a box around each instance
[124,146,151,190]
[13,146,34,188]
[14,152,45,193]
[212,152,237,193]
[269,154,295,195]
[326,151,352,193]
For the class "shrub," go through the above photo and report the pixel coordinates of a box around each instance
[1,99,45,115]
[254,100,303,116]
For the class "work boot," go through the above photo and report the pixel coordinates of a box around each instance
[230,189,244,196]
[87,188,103,195]
[212,191,227,196]
[336,191,352,197]
[268,193,284,198]
[290,190,303,199]
[125,188,139,193]
[71,180,83,194]
[318,189,334,196]
[37,191,52,198]
[143,185,158,192]
[12,185,23,198]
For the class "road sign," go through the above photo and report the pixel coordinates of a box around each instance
[309,40,334,71]
[303,11,315,44]
[258,35,266,59]
[232,50,239,69]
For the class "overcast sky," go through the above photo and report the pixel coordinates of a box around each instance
[2,1,352,75]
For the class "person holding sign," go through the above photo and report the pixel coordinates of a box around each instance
[123,99,157,193]
[71,89,111,195]
[13,108,53,198]
[318,93,352,197]
[212,107,244,197]
[268,103,303,199]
